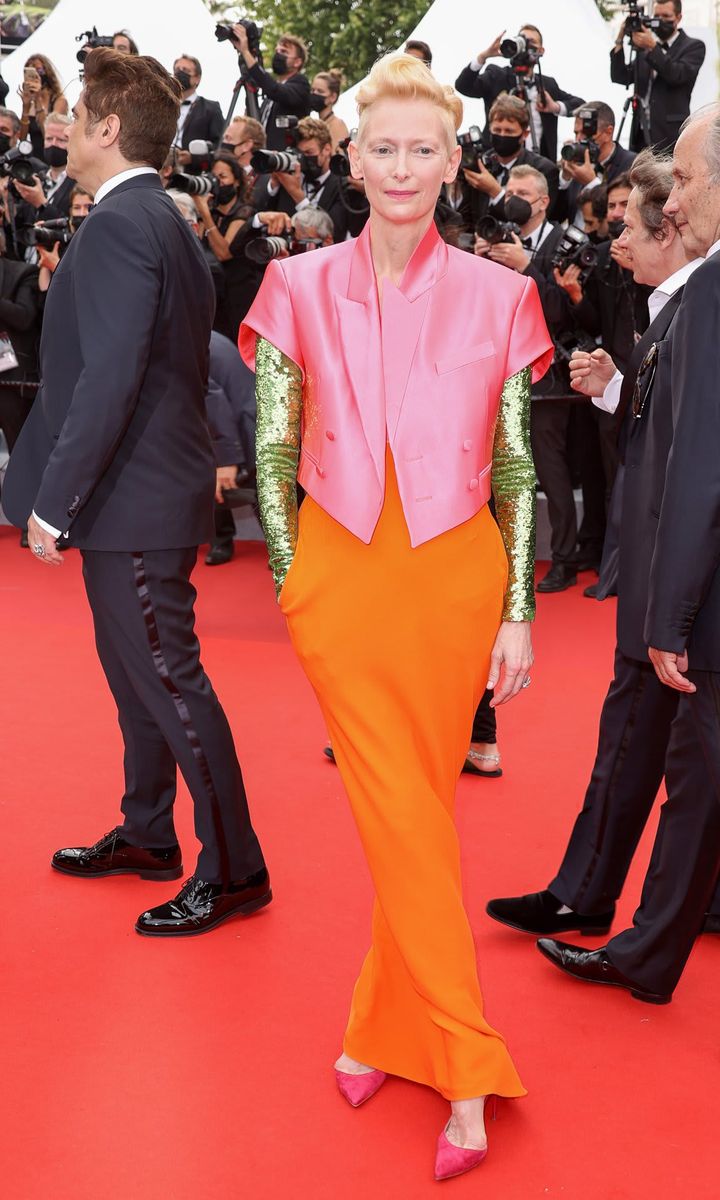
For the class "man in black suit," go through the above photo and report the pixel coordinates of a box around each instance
[531,113,720,1003]
[456,23,584,162]
[556,101,636,227]
[13,112,76,221]
[172,54,224,166]
[232,25,311,152]
[0,249,39,456]
[610,0,705,152]
[459,93,560,225]
[253,116,348,242]
[486,153,720,977]
[2,48,270,937]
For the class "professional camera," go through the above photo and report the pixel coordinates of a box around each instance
[251,148,301,174]
[623,2,663,36]
[245,231,294,265]
[330,135,352,178]
[215,17,263,58]
[0,140,39,187]
[551,225,599,280]
[476,215,522,245]
[479,150,506,180]
[457,126,483,171]
[500,33,541,71]
[560,107,601,166]
[76,27,115,63]
[27,218,74,250]
[168,171,219,198]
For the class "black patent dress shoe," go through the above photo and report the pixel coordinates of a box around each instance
[135,869,272,937]
[52,827,183,881]
[20,528,29,548]
[536,564,577,593]
[702,913,720,934]
[205,542,234,566]
[536,938,671,1004]
[486,889,615,936]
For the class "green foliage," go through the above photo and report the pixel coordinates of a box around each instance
[206,0,430,86]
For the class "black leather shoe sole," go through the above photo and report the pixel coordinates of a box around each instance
[134,889,273,937]
[536,939,671,1004]
[486,905,613,938]
[51,860,183,882]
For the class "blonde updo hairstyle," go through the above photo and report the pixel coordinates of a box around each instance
[355,54,463,155]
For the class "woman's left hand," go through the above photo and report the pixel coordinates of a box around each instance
[487,620,534,707]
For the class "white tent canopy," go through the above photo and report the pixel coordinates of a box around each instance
[1,0,242,112]
[335,0,718,147]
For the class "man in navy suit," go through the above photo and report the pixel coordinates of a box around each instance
[3,49,270,936]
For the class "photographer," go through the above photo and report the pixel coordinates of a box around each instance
[253,116,348,242]
[475,164,583,593]
[221,116,266,171]
[578,183,609,243]
[13,112,75,219]
[17,54,68,152]
[35,185,92,295]
[309,70,349,152]
[456,24,584,161]
[232,27,311,150]
[558,101,636,224]
[610,1,705,152]
[0,222,40,503]
[112,31,138,55]
[460,93,559,226]
[171,55,224,167]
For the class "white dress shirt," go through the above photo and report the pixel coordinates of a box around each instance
[594,257,704,414]
[468,58,567,151]
[173,90,198,148]
[32,167,158,539]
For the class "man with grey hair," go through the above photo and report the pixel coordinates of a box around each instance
[535,106,720,1003]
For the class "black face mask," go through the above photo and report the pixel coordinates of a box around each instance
[174,69,192,90]
[309,92,328,113]
[272,52,289,76]
[0,133,11,155]
[503,194,533,226]
[491,133,522,158]
[220,141,236,154]
[587,230,606,245]
[300,153,323,182]
[70,214,86,232]
[607,219,625,239]
[44,145,68,169]
[215,183,237,205]
[657,19,676,41]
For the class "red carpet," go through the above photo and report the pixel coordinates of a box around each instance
[2,524,718,1199]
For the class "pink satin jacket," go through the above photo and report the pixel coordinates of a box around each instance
[239,221,552,547]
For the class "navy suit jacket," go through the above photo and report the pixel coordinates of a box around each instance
[206,330,256,469]
[2,172,216,550]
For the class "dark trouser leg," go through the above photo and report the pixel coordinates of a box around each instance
[81,548,265,885]
[608,674,720,995]
[548,648,679,913]
[83,569,179,848]
[573,403,606,564]
[595,464,624,600]
[596,408,620,501]
[0,386,32,453]
[212,503,236,550]
[530,401,577,566]
[471,689,497,744]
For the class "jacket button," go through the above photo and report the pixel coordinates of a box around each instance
[463,439,472,451]
[468,478,479,491]
[325,430,335,440]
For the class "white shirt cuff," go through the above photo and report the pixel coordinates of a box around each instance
[593,369,624,414]
[489,188,505,207]
[557,102,567,117]
[32,510,63,539]
[295,197,309,212]
[470,58,483,71]
[252,213,264,228]
[266,180,279,197]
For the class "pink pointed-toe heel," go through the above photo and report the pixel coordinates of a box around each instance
[434,1098,496,1182]
[334,1067,387,1107]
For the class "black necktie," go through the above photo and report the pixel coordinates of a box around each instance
[521,237,533,250]
[660,42,669,52]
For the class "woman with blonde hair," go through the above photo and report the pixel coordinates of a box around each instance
[240,54,551,1182]
[309,68,350,150]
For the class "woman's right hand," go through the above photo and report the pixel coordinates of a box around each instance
[569,347,616,398]
[553,262,583,303]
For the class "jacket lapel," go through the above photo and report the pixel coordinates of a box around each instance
[334,226,385,483]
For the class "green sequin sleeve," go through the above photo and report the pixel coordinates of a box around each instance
[255,336,303,598]
[491,366,536,623]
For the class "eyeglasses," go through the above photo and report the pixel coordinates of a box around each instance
[632,342,658,419]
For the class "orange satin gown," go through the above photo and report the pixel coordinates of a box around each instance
[280,446,525,1101]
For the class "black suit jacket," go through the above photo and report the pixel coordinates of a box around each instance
[644,252,720,669]
[2,173,216,550]
[557,143,636,226]
[455,63,584,161]
[0,258,39,385]
[246,65,311,152]
[574,241,650,372]
[179,95,225,151]
[614,289,684,661]
[253,172,348,243]
[524,223,576,400]
[610,30,706,152]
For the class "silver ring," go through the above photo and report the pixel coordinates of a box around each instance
[522,676,531,689]
[32,543,45,557]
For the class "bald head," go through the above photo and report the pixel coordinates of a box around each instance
[664,103,720,258]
